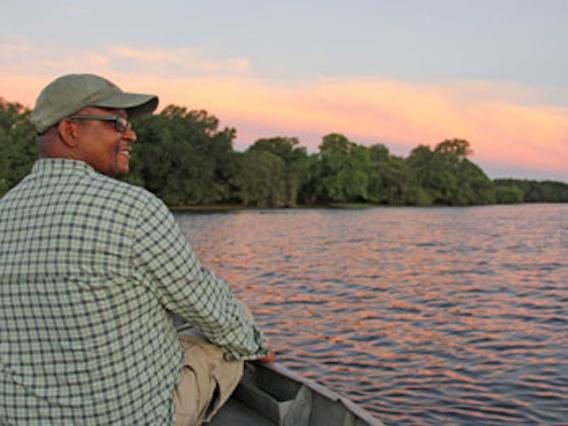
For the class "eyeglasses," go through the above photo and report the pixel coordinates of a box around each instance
[69,115,132,133]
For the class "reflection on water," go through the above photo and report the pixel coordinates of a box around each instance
[175,204,568,426]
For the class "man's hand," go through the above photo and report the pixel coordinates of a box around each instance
[257,351,276,363]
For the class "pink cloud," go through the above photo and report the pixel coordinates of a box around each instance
[107,45,252,74]
[1,44,566,180]
[138,75,567,177]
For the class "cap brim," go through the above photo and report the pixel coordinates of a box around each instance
[92,92,159,118]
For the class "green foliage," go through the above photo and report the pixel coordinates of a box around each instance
[0,178,8,195]
[494,185,525,204]
[248,137,309,207]
[434,138,473,160]
[494,179,568,203]
[366,144,395,204]
[128,106,237,206]
[234,150,286,207]
[0,99,36,197]
[2,95,567,207]
[408,140,495,205]
[315,134,370,203]
[374,156,422,205]
[296,154,322,206]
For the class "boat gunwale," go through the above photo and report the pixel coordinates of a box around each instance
[256,362,385,426]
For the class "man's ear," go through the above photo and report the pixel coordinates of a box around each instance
[57,118,79,147]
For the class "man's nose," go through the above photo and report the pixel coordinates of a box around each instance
[123,127,137,143]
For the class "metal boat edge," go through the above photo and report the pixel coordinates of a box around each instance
[227,361,385,426]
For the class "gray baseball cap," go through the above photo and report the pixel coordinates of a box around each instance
[30,73,159,134]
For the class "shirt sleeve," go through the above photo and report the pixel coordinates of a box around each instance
[131,194,269,361]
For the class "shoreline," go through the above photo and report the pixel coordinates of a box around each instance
[167,201,567,213]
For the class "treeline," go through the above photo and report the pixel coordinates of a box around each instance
[0,100,36,196]
[1,99,567,206]
[494,179,568,203]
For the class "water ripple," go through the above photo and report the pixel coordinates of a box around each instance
[176,204,568,425]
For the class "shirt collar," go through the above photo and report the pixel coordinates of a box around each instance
[31,158,96,176]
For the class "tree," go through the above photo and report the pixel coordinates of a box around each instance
[494,179,568,203]
[453,159,495,205]
[128,106,236,205]
[434,138,473,160]
[234,150,286,207]
[408,139,495,205]
[0,99,36,196]
[315,133,370,203]
[494,185,524,204]
[366,143,396,204]
[249,137,309,207]
[3,94,562,208]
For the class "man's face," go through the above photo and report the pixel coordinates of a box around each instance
[72,107,136,177]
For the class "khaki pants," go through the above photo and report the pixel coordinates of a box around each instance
[173,335,244,426]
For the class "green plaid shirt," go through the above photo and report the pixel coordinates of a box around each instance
[0,158,268,425]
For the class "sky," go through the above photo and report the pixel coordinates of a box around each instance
[1,0,567,181]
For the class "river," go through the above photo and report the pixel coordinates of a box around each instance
[174,204,567,425]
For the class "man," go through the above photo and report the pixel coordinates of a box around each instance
[0,74,274,425]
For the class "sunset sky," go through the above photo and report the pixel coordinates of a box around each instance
[1,0,567,181]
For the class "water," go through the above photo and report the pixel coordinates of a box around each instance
[174,204,568,425]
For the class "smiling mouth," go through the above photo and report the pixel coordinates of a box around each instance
[118,149,131,158]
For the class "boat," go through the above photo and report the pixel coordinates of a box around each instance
[209,361,385,426]
[175,318,384,426]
